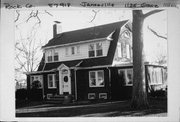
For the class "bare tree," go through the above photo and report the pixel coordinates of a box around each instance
[15,10,53,82]
[131,10,163,109]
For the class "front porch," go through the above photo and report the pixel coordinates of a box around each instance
[27,63,76,102]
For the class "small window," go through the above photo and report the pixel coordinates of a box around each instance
[88,93,96,99]
[76,45,80,54]
[48,74,56,88]
[99,93,107,99]
[71,47,75,55]
[88,44,95,57]
[65,47,69,56]
[89,70,104,87]
[54,51,59,61]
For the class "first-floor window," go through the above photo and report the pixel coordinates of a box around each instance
[118,68,133,86]
[48,74,56,88]
[89,70,104,87]
[31,75,43,89]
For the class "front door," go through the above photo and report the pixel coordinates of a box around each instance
[59,69,71,95]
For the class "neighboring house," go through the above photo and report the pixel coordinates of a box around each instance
[26,20,167,101]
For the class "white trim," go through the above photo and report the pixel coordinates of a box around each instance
[47,74,56,89]
[58,64,72,95]
[88,93,96,100]
[99,93,107,99]
[74,69,78,101]
[25,69,56,75]
[42,37,107,50]
[45,55,107,64]
[72,65,111,70]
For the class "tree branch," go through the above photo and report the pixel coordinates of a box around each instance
[147,26,167,40]
[14,10,20,22]
[89,10,100,23]
[44,10,53,16]
[143,10,163,18]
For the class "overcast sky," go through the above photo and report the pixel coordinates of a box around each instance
[15,9,167,78]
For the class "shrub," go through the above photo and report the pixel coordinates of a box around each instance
[16,89,27,100]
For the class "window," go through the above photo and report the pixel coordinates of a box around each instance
[117,42,131,59]
[31,75,43,89]
[88,93,96,99]
[76,45,80,54]
[71,47,75,55]
[66,46,80,56]
[88,44,95,57]
[126,69,133,85]
[65,47,69,56]
[48,74,56,88]
[54,50,59,61]
[88,42,103,57]
[47,50,53,62]
[89,70,104,87]
[96,43,103,56]
[99,93,107,99]
[118,69,133,86]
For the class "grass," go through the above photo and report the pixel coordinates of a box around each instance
[16,98,167,117]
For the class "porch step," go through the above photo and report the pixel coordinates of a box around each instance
[46,95,72,104]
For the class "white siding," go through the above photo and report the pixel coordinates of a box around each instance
[45,39,111,63]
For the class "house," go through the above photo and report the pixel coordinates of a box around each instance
[26,20,167,101]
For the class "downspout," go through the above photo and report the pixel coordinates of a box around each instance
[107,67,111,100]
[42,62,46,100]
[74,68,78,101]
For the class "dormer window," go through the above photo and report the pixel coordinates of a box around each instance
[47,50,53,62]
[88,44,95,57]
[65,46,81,56]
[54,50,59,61]
[71,47,75,55]
[88,42,103,57]
[96,43,103,56]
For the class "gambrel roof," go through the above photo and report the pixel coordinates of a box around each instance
[38,20,129,71]
[42,20,128,48]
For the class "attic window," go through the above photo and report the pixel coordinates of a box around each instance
[47,50,53,62]
[54,51,59,61]
[88,42,103,57]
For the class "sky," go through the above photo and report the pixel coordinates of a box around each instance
[15,9,167,81]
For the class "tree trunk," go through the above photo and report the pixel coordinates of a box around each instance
[131,10,149,109]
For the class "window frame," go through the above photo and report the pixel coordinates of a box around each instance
[54,50,59,61]
[118,68,133,86]
[47,74,56,89]
[89,70,105,87]
[88,42,103,58]
[47,50,53,62]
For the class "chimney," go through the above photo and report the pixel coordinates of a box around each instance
[53,21,62,38]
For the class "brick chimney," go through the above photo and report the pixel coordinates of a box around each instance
[53,21,62,38]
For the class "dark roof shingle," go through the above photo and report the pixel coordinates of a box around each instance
[43,20,128,48]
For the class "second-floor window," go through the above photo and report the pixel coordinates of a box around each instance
[66,46,80,56]
[88,42,103,57]
[117,42,131,59]
[47,50,53,62]
[47,50,59,62]
[54,51,59,61]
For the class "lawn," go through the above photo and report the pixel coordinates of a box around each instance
[16,98,167,117]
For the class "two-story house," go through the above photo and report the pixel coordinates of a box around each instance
[26,20,167,101]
